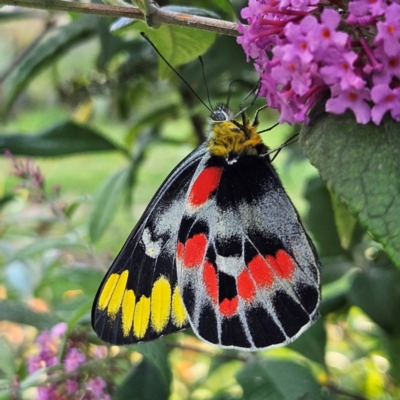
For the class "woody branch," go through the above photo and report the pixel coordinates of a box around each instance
[0,0,239,37]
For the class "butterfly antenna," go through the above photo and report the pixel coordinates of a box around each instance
[233,80,262,120]
[198,56,213,110]
[267,132,300,162]
[258,120,279,134]
[141,32,212,112]
[240,80,261,109]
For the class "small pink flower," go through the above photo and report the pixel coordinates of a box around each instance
[326,87,371,124]
[28,355,44,374]
[347,0,387,21]
[64,348,86,372]
[372,44,400,85]
[307,9,348,54]
[282,20,314,64]
[66,379,79,394]
[375,3,400,56]
[51,322,67,338]
[28,324,66,373]
[320,51,365,91]
[85,376,107,397]
[38,386,58,400]
[91,345,108,359]
[371,84,400,124]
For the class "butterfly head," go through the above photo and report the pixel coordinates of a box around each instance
[208,104,269,158]
[210,103,233,123]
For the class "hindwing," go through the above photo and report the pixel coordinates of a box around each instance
[176,154,320,350]
[91,145,207,344]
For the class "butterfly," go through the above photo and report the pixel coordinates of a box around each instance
[91,101,321,351]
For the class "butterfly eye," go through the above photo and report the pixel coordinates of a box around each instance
[211,110,229,122]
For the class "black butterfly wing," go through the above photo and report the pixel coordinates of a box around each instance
[92,145,207,344]
[177,154,320,350]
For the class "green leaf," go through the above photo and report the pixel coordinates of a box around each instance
[133,341,172,390]
[330,191,358,250]
[110,17,138,33]
[0,194,14,209]
[63,298,92,328]
[64,195,90,218]
[161,5,221,19]
[0,336,15,377]
[203,360,242,396]
[236,358,323,400]
[138,24,216,77]
[97,18,133,69]
[0,121,119,157]
[320,268,358,315]
[0,10,30,21]
[54,267,103,295]
[114,357,170,400]
[304,177,344,257]
[126,103,177,147]
[89,167,130,243]
[300,112,400,267]
[0,300,58,330]
[180,35,254,101]
[3,17,98,113]
[7,237,84,263]
[209,394,241,400]
[287,319,326,365]
[347,265,400,333]
[209,0,236,18]
[383,336,400,384]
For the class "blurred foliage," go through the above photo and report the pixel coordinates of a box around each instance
[0,1,399,399]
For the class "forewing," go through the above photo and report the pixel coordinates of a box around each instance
[177,155,320,350]
[92,145,207,344]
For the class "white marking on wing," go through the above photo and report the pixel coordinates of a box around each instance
[215,255,243,277]
[141,228,162,258]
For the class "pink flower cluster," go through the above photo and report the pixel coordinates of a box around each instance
[28,323,110,400]
[5,149,44,189]
[237,0,400,125]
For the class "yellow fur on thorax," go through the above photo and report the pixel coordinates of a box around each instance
[208,120,268,158]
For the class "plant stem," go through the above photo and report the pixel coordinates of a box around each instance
[0,0,239,36]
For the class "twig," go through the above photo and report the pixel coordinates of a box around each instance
[0,0,239,36]
[325,384,368,400]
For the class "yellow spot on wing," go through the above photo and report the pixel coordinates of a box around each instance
[134,295,151,339]
[171,286,187,328]
[107,270,129,316]
[98,273,119,310]
[151,277,171,333]
[122,289,136,337]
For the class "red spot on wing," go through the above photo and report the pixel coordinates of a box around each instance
[176,242,184,261]
[275,250,296,279]
[264,255,279,276]
[237,269,256,301]
[265,251,295,279]
[220,296,238,317]
[248,254,274,287]
[188,167,222,207]
[183,234,207,268]
[203,261,218,303]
